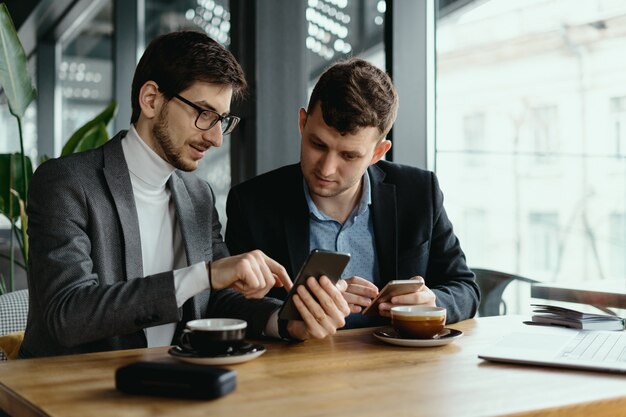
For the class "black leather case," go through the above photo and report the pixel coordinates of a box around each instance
[115,361,237,400]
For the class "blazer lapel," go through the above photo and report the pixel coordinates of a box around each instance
[283,165,310,276]
[168,173,206,265]
[102,132,144,280]
[369,164,398,283]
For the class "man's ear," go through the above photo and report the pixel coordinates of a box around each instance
[298,107,308,137]
[370,139,392,165]
[138,81,162,120]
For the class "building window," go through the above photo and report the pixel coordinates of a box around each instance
[530,105,558,164]
[463,208,487,266]
[529,212,559,273]
[463,112,485,167]
[609,212,626,278]
[610,96,626,157]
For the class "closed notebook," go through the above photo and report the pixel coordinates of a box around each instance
[530,304,626,331]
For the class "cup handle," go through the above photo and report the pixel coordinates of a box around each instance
[179,329,193,351]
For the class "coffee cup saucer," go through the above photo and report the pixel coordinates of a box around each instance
[168,342,266,365]
[373,326,463,347]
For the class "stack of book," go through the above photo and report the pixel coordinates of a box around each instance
[529,304,626,331]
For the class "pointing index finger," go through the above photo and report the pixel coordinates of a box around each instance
[264,254,293,290]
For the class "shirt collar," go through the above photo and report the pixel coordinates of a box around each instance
[122,125,176,189]
[303,170,372,221]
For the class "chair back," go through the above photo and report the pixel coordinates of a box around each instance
[472,268,538,317]
[0,289,28,360]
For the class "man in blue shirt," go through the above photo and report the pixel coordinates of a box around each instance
[225,58,479,331]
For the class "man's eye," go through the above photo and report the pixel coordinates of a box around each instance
[200,112,216,121]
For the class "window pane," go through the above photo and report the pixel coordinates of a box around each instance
[305,0,386,88]
[435,0,626,298]
[59,2,113,148]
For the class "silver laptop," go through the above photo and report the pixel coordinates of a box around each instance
[478,325,626,373]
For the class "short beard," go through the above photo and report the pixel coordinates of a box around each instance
[152,104,195,172]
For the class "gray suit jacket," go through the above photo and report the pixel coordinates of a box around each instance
[19,132,281,358]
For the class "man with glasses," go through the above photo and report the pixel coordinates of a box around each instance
[225,58,479,331]
[20,31,349,358]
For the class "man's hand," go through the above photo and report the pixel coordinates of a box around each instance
[342,276,379,313]
[210,250,293,299]
[286,276,351,340]
[378,276,436,318]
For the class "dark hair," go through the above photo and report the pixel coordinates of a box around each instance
[131,31,247,123]
[306,58,398,137]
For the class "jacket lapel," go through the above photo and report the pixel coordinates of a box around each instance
[168,173,206,265]
[283,165,310,276]
[369,164,398,283]
[102,132,144,280]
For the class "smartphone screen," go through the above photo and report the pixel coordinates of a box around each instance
[277,249,351,321]
[361,279,425,316]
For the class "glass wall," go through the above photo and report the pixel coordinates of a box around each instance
[435,0,626,310]
[305,0,386,90]
[59,1,113,148]
[145,0,232,225]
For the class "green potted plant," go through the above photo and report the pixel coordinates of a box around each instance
[0,3,117,294]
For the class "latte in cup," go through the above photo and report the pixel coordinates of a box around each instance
[391,306,446,339]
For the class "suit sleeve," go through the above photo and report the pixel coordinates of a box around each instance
[27,160,181,348]
[224,187,257,256]
[426,173,480,323]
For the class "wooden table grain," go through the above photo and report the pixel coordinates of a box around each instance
[2,316,626,417]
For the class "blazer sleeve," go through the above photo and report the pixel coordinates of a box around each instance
[224,187,257,256]
[425,173,480,323]
[27,160,181,348]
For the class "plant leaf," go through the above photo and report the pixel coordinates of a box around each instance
[74,124,103,153]
[61,101,117,156]
[0,4,36,119]
[10,189,27,264]
[0,153,32,220]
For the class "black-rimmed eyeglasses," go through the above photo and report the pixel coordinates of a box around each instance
[172,94,240,135]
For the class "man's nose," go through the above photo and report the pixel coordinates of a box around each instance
[318,153,338,176]
[202,124,223,148]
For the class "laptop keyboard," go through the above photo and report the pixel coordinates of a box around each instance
[560,332,626,362]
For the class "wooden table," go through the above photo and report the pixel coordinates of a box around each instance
[2,316,626,417]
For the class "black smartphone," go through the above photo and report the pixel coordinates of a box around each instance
[361,278,425,316]
[278,249,351,321]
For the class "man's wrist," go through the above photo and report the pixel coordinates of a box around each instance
[278,318,302,342]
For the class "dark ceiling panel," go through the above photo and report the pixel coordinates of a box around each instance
[4,0,40,29]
